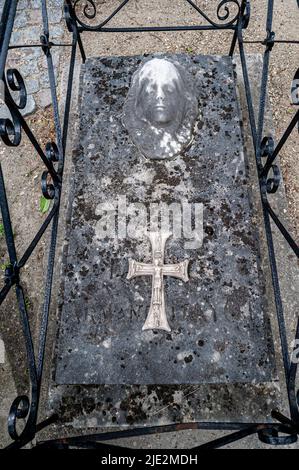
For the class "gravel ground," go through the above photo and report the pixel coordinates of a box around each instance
[0,0,298,449]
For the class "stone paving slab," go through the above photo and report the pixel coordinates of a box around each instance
[55,54,276,385]
[48,382,280,427]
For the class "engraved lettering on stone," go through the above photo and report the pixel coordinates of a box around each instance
[127,232,189,332]
[122,58,199,159]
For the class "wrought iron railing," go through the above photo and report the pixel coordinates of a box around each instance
[0,0,298,449]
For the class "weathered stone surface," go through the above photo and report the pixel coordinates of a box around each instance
[19,60,39,78]
[36,89,52,108]
[48,8,63,24]
[49,381,282,428]
[55,54,276,385]
[14,10,28,29]
[26,78,39,94]
[50,24,64,38]
[0,93,36,118]
[20,93,36,115]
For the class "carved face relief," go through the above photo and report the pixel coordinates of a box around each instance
[122,58,199,159]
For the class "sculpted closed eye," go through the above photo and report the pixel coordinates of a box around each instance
[144,84,155,94]
[165,85,176,93]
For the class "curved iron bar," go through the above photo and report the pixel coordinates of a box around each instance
[0,0,17,76]
[5,277,59,445]
[237,0,299,438]
[243,39,299,45]
[288,317,299,425]
[0,0,84,446]
[0,196,59,304]
[196,425,297,449]
[0,73,25,147]
[186,0,241,27]
[0,72,61,297]
[257,79,298,258]
[18,203,59,270]
[69,0,242,32]
[7,285,38,442]
[32,421,298,449]
[64,1,86,63]
[0,74,60,183]
[259,72,299,180]
[229,0,250,56]
[0,163,17,304]
[291,67,299,107]
[0,0,80,448]
[263,200,299,257]
[0,75,60,301]
[0,0,64,443]
[72,0,130,30]
[257,70,299,256]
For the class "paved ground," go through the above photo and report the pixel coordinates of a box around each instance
[0,0,298,449]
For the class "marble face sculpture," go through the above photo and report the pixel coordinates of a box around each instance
[122,58,198,159]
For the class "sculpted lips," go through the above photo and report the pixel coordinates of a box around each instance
[154,105,166,110]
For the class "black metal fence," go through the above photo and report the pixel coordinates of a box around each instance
[0,0,298,449]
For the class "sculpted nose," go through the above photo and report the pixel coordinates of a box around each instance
[156,86,165,102]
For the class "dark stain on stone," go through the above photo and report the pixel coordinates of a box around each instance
[224,286,248,320]
[205,225,214,237]
[184,355,193,363]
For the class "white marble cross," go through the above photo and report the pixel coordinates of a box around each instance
[127,232,189,332]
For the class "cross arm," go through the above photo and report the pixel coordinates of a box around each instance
[162,260,189,282]
[127,259,154,279]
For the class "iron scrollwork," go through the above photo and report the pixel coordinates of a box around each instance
[188,0,241,27]
[69,0,242,31]
[0,71,60,203]
[260,135,281,194]
[0,51,60,447]
[259,67,299,195]
[42,142,60,199]
[0,69,27,147]
[8,390,37,441]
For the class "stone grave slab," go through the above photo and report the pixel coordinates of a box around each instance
[55,54,276,385]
